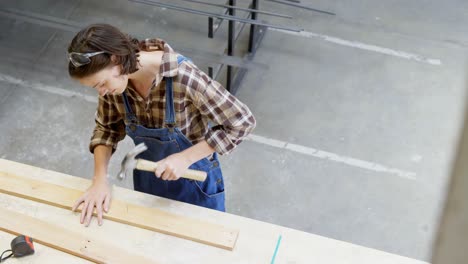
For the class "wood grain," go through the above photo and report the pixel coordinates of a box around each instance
[0,172,238,250]
[0,207,154,263]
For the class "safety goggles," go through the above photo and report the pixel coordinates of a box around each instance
[68,51,105,67]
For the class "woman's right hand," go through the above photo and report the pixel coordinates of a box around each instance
[71,177,111,227]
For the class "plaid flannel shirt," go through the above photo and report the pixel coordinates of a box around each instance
[90,38,256,155]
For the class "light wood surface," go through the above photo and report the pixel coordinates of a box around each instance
[0,171,238,250]
[0,159,431,263]
[0,231,93,264]
[0,207,154,263]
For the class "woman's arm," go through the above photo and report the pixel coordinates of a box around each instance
[72,96,125,226]
[155,140,215,180]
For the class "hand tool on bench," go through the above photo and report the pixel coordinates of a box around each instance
[117,143,207,182]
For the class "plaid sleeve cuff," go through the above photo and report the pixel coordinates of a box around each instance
[89,124,125,154]
[89,137,119,154]
[205,128,238,155]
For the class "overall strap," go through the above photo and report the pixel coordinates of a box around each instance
[164,77,176,126]
[122,92,138,123]
[164,55,190,127]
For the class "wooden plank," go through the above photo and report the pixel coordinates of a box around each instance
[0,159,431,263]
[0,171,239,250]
[0,207,154,263]
[0,230,94,264]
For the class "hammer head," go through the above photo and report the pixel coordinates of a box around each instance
[117,143,148,180]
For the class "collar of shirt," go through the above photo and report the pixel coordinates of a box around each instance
[141,38,180,79]
[135,38,180,97]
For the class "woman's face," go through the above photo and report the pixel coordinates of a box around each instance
[78,65,128,96]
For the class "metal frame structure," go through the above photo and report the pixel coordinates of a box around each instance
[206,0,334,93]
[129,0,335,94]
[0,8,268,70]
[1,0,336,94]
[129,0,302,32]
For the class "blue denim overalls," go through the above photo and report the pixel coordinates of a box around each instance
[121,56,225,211]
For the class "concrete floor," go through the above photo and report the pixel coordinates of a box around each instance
[1,0,468,261]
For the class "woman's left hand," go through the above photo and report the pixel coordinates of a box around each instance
[155,152,192,181]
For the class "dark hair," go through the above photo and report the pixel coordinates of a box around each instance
[67,23,141,78]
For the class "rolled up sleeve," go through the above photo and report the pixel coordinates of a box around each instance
[191,71,256,155]
[89,96,126,154]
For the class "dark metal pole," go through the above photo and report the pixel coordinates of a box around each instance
[210,6,230,39]
[208,66,213,78]
[248,0,258,53]
[209,0,252,83]
[208,17,213,38]
[226,0,235,92]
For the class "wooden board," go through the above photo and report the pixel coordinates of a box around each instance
[0,159,431,264]
[0,207,154,263]
[0,230,94,264]
[0,171,238,250]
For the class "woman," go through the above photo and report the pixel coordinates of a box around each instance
[68,24,256,226]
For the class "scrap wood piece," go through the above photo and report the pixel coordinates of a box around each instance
[0,172,239,250]
[0,207,154,263]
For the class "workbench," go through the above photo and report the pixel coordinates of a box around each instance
[0,159,429,263]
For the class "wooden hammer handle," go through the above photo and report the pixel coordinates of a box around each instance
[135,159,207,182]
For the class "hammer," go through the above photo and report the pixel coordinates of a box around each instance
[117,143,207,181]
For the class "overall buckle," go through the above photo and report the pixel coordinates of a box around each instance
[166,122,176,132]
